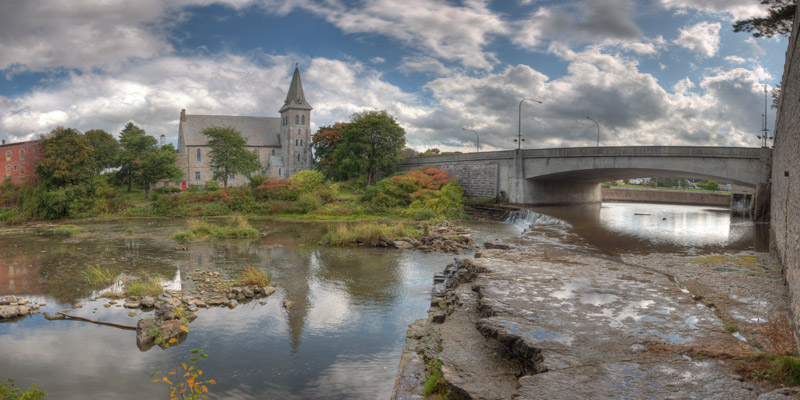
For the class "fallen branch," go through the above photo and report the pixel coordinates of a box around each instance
[43,312,137,330]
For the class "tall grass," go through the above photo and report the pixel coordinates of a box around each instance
[125,276,164,297]
[321,222,421,246]
[80,265,117,285]
[239,265,272,287]
[171,216,258,242]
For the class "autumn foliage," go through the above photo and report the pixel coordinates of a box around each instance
[362,167,465,219]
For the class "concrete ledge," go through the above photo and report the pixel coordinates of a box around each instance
[601,187,729,206]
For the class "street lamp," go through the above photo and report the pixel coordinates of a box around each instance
[462,128,479,152]
[586,116,600,147]
[518,98,542,150]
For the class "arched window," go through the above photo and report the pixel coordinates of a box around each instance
[300,139,303,146]
[301,115,305,125]
[196,148,201,162]
[271,149,276,156]
[295,139,298,146]
[297,153,300,162]
[295,115,299,125]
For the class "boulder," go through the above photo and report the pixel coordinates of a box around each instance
[262,287,276,297]
[484,242,512,250]
[206,297,229,307]
[136,317,158,351]
[155,303,178,321]
[0,295,16,305]
[0,305,22,319]
[140,296,156,308]
[283,300,294,308]
[164,297,182,308]
[393,240,414,249]
[123,300,141,309]
[242,288,254,298]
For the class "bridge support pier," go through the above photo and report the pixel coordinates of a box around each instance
[523,180,602,206]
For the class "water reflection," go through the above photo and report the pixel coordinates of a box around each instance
[0,218,518,399]
[528,202,766,254]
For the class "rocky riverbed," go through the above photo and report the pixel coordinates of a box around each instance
[393,238,796,399]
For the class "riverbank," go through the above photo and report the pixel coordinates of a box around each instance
[602,187,730,206]
[393,218,794,398]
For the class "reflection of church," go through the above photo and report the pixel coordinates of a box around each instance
[0,257,42,295]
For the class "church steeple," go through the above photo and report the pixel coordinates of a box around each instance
[279,65,312,113]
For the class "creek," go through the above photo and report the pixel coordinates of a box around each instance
[0,203,766,399]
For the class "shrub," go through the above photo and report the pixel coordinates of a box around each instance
[0,378,48,399]
[247,174,269,190]
[205,180,220,191]
[362,167,465,219]
[321,222,420,246]
[287,193,322,214]
[290,170,326,192]
[255,178,300,201]
[239,265,272,286]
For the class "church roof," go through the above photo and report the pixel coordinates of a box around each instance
[279,66,312,113]
[180,114,281,147]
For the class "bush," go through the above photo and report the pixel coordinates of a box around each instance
[287,193,322,214]
[255,178,300,201]
[290,170,326,192]
[247,174,269,190]
[205,181,220,191]
[361,167,465,219]
[0,378,48,399]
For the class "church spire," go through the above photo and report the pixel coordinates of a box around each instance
[279,65,312,113]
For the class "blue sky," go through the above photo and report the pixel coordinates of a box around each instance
[0,0,789,152]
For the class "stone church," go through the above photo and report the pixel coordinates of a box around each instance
[176,66,312,188]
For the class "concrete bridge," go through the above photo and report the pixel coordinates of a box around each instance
[398,146,772,207]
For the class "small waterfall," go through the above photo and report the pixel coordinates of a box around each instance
[505,210,571,231]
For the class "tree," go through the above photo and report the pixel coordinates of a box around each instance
[733,0,796,38]
[704,180,719,191]
[37,127,94,187]
[400,147,419,158]
[117,122,157,192]
[311,122,346,179]
[85,129,120,174]
[333,110,406,185]
[138,144,184,200]
[203,126,261,188]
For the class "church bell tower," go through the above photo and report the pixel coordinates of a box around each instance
[279,65,313,177]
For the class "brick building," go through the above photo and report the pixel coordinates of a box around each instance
[1,139,42,185]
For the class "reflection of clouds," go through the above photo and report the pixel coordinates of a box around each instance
[301,350,402,399]
[306,280,351,333]
[0,321,167,399]
[600,203,733,246]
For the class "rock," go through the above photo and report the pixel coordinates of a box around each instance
[155,303,178,321]
[0,305,21,319]
[263,287,276,297]
[283,300,294,308]
[31,305,40,310]
[194,300,207,308]
[206,297,229,307]
[229,301,238,309]
[43,312,65,320]
[140,296,156,308]
[16,305,28,315]
[484,242,511,250]
[103,303,111,308]
[0,295,16,305]
[164,297,182,308]
[39,303,46,307]
[136,317,158,351]
[227,292,236,300]
[394,240,414,249]
[242,288,254,298]
[18,298,29,305]
[259,301,267,306]
[124,300,141,309]
[184,312,198,322]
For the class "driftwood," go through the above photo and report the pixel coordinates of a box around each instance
[43,312,137,331]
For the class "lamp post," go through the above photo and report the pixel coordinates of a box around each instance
[462,128,479,152]
[518,98,542,150]
[586,116,600,147]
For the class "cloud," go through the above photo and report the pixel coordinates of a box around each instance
[397,56,448,76]
[0,0,256,73]
[369,57,386,64]
[674,21,721,57]
[657,0,766,19]
[514,0,643,50]
[745,37,767,55]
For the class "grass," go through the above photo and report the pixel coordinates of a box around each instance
[171,216,259,242]
[744,354,800,386]
[725,323,738,333]
[320,222,421,246]
[239,265,272,286]
[125,276,164,297]
[80,265,117,285]
[422,358,449,399]
[50,225,79,235]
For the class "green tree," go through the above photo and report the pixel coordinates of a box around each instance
[36,127,94,187]
[138,144,184,200]
[333,110,406,185]
[117,122,157,192]
[311,122,346,179]
[733,0,796,38]
[85,129,120,174]
[704,181,719,191]
[203,126,260,188]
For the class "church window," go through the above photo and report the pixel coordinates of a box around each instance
[295,139,298,146]
[19,149,24,160]
[278,168,282,177]
[297,153,300,161]
[271,149,276,156]
[195,171,201,181]
[295,115,299,125]
[300,139,303,146]
[301,115,305,125]
[196,148,201,162]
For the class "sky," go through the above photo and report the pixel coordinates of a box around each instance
[0,0,790,152]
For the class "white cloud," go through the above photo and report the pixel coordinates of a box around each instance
[369,57,386,64]
[514,0,643,50]
[657,0,766,19]
[674,21,721,57]
[745,37,767,55]
[397,56,448,76]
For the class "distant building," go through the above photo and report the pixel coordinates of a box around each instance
[0,139,42,185]
[176,66,313,188]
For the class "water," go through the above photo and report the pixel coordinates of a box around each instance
[0,203,765,398]
[0,218,516,399]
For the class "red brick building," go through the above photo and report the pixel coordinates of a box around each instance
[1,139,42,185]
